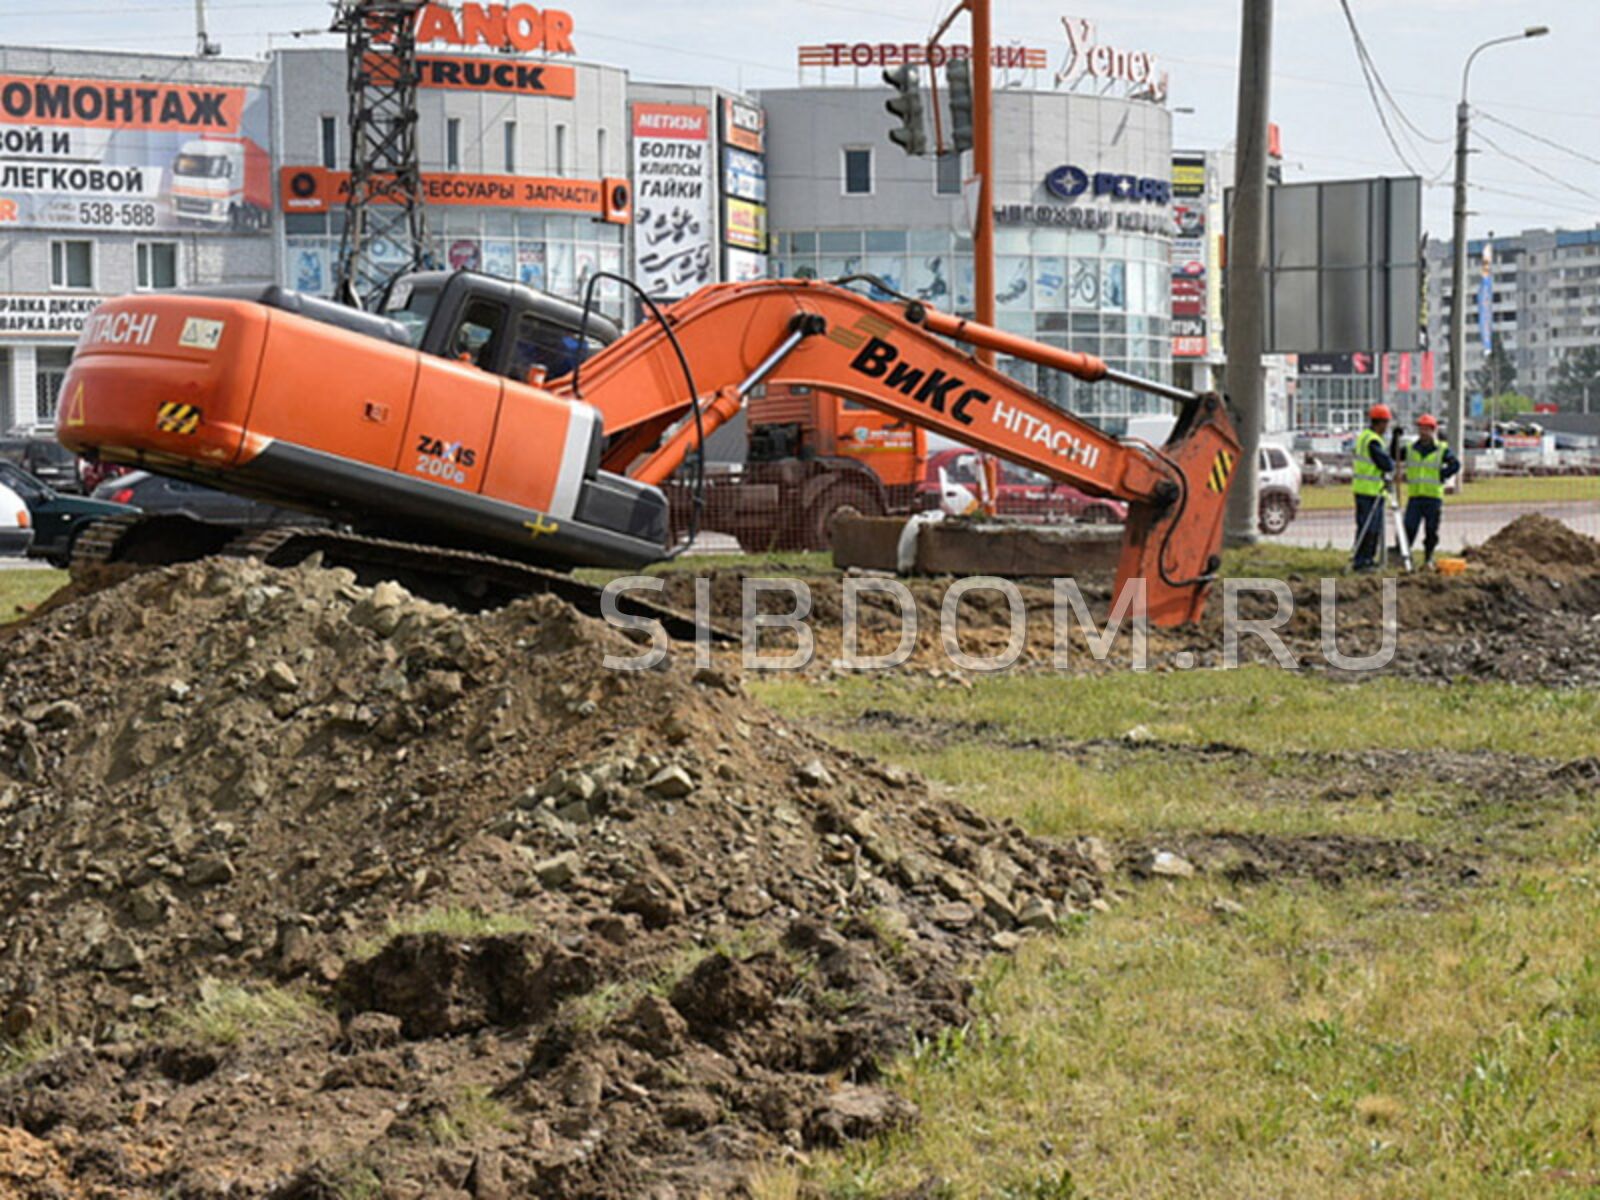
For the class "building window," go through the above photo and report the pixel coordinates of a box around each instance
[447,118,461,171]
[136,242,179,290]
[595,127,606,173]
[35,349,72,421]
[50,240,93,290]
[935,150,962,196]
[843,147,872,195]
[320,115,338,169]
[503,121,517,173]
[554,124,567,176]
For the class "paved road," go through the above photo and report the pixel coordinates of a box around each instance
[0,556,50,571]
[1273,499,1600,553]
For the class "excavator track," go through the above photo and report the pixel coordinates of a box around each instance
[70,516,718,642]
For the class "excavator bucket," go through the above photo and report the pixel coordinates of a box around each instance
[1115,391,1240,627]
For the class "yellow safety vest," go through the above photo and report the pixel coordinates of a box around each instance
[1352,428,1386,497]
[1407,440,1446,500]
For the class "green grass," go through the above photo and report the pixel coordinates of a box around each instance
[0,566,67,625]
[752,667,1600,1199]
[352,905,540,960]
[167,980,322,1047]
[421,1086,516,1147]
[752,668,1600,761]
[1299,475,1600,512]
[783,871,1600,1199]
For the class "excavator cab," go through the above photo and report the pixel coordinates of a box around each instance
[382,271,620,384]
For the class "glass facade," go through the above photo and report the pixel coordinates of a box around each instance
[283,209,628,320]
[771,225,1173,426]
[1291,375,1384,432]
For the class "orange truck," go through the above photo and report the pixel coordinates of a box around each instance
[674,382,927,552]
[57,269,1239,625]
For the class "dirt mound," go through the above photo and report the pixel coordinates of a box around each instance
[1472,513,1600,574]
[0,558,1101,1198]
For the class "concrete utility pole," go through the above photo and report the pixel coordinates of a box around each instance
[1222,0,1272,546]
[1449,26,1548,485]
[971,0,994,368]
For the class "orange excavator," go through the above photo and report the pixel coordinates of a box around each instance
[57,269,1238,626]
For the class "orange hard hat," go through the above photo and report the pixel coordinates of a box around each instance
[1417,412,1439,428]
[1369,403,1393,421]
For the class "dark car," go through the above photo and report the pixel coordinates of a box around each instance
[93,470,322,531]
[0,432,82,494]
[0,460,134,566]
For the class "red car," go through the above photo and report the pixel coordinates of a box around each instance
[916,449,1128,524]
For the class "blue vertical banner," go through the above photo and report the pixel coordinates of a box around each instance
[1476,271,1493,353]
[1477,241,1493,354]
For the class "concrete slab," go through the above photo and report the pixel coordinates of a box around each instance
[833,516,1121,577]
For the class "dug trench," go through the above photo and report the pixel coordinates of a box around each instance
[655,515,1600,687]
[0,557,1105,1199]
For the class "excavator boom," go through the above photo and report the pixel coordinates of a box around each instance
[562,279,1239,625]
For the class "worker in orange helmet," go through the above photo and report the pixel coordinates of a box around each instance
[1351,403,1395,571]
[1397,412,1461,567]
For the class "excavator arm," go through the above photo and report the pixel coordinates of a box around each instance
[560,279,1239,626]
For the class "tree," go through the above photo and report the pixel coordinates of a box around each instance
[1549,346,1600,413]
[1486,391,1534,421]
[1472,335,1518,400]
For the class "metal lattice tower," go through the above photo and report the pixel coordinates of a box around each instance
[332,0,429,308]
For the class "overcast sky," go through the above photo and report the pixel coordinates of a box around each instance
[3,0,1595,239]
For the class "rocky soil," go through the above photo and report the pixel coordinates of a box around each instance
[0,558,1104,1198]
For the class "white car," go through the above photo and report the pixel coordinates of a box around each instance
[1126,418,1301,535]
[0,480,33,557]
[1257,443,1302,535]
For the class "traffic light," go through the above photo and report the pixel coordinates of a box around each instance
[946,59,974,153]
[883,65,927,156]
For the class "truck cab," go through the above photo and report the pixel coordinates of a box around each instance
[171,137,268,231]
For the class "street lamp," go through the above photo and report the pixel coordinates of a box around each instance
[1449,25,1548,487]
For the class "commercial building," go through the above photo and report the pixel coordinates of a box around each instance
[0,30,767,433]
[0,46,274,431]
[271,46,633,314]
[760,82,1175,427]
[1424,226,1600,409]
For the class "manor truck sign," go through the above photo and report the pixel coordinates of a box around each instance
[410,4,576,55]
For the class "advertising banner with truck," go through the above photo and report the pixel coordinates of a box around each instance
[0,74,272,234]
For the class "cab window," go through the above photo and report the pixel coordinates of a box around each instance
[452,299,507,368]
[385,283,439,348]
[509,312,604,383]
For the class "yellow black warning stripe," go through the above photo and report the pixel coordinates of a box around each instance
[1207,449,1235,494]
[156,403,202,435]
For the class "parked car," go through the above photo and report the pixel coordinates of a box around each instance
[0,461,135,566]
[0,480,32,558]
[1257,443,1302,535]
[1130,417,1300,533]
[915,449,1130,524]
[0,430,82,494]
[93,470,321,530]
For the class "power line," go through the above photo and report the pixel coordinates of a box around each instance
[1473,107,1600,171]
[1335,0,1449,146]
[1471,126,1600,206]
[1333,0,1442,179]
